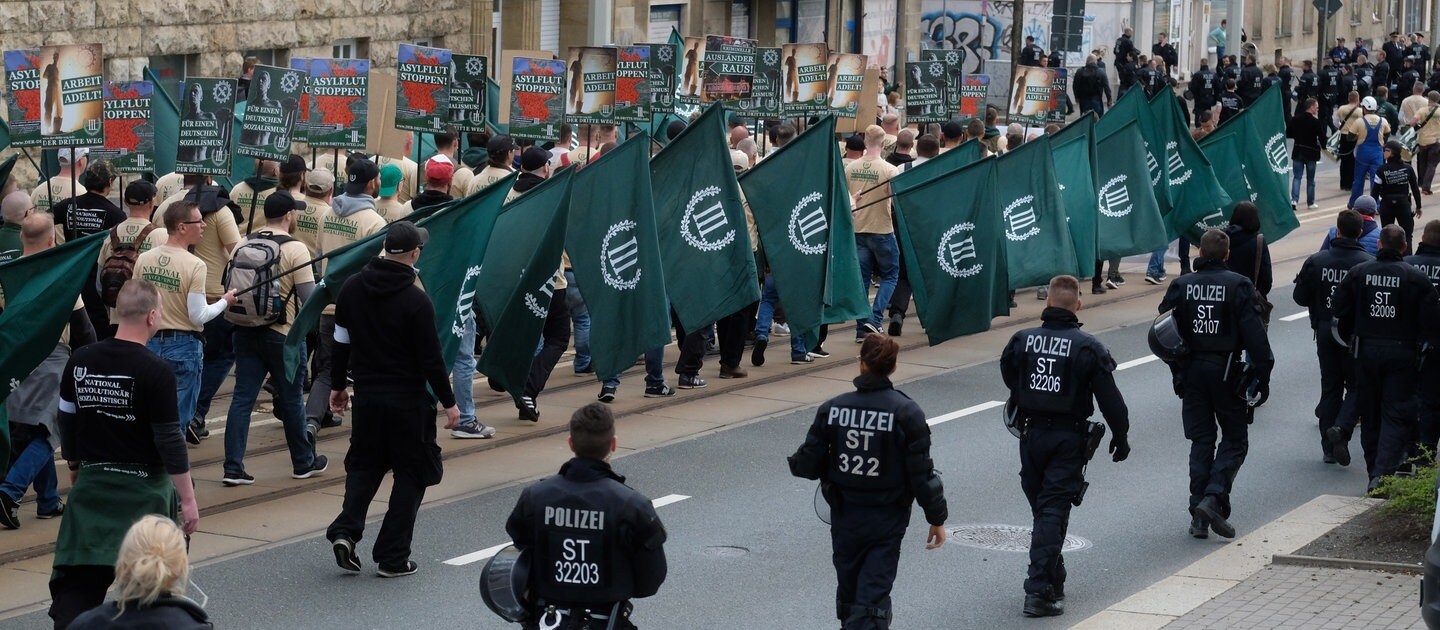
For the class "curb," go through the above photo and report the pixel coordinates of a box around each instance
[1272,553,1424,575]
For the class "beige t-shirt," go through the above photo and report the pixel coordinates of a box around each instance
[565,146,595,168]
[32,176,82,213]
[450,166,474,199]
[846,155,899,235]
[196,208,242,300]
[319,203,386,314]
[97,217,168,266]
[1402,95,1432,125]
[1420,105,1440,146]
[374,197,406,223]
[1343,113,1391,142]
[151,189,188,226]
[153,172,185,204]
[468,165,514,197]
[229,181,276,235]
[136,244,208,332]
[234,227,314,336]
[294,195,331,254]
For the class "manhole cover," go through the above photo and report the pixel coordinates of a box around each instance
[703,545,749,558]
[945,524,1091,553]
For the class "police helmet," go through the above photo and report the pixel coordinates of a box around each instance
[480,545,534,623]
[1002,398,1022,438]
[1148,310,1190,363]
[814,483,831,525]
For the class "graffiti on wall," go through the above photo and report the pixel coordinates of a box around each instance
[919,1,1053,74]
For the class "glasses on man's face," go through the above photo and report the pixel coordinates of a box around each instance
[182,219,205,226]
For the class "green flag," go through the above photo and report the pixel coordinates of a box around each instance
[145,66,178,178]
[993,135,1080,287]
[1201,86,1300,241]
[476,170,573,399]
[0,231,107,470]
[1095,121,1169,258]
[892,158,1009,345]
[739,116,868,346]
[890,139,983,194]
[1097,88,1170,225]
[566,135,671,380]
[485,76,507,134]
[1148,92,1233,237]
[1050,116,1098,276]
[416,173,516,368]
[650,104,759,333]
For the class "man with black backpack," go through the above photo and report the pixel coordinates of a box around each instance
[136,200,237,446]
[221,192,325,486]
[97,181,168,310]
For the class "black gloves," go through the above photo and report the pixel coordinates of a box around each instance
[1109,435,1131,462]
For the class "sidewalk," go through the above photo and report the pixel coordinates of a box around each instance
[1164,564,1423,629]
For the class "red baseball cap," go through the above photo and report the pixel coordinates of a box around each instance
[425,159,454,186]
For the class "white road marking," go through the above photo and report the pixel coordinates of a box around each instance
[1280,311,1309,322]
[927,400,1005,426]
[1115,355,1160,371]
[442,494,692,567]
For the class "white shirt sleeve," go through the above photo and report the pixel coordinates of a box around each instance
[187,293,229,326]
[333,324,351,344]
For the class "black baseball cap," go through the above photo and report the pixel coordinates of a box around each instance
[384,220,429,254]
[123,180,157,205]
[941,120,964,140]
[844,134,865,152]
[280,154,307,174]
[487,135,518,155]
[520,147,551,172]
[345,157,379,195]
[263,190,306,219]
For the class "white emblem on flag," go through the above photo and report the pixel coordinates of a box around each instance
[1098,175,1134,218]
[1265,133,1292,174]
[681,186,736,252]
[788,192,828,255]
[937,222,983,278]
[1166,141,1192,185]
[1003,195,1040,241]
[600,220,643,291]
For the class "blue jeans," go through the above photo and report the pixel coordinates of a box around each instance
[0,433,59,512]
[1147,247,1167,278]
[194,316,235,421]
[452,315,477,425]
[855,233,900,332]
[755,273,807,357]
[1292,159,1317,205]
[1350,153,1382,207]
[147,334,202,433]
[225,326,315,475]
[601,346,666,388]
[565,271,591,372]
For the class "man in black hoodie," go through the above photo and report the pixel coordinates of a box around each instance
[327,221,460,577]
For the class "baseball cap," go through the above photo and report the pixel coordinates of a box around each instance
[378,163,403,197]
[487,135,518,156]
[1353,195,1378,214]
[56,147,89,164]
[280,154,308,174]
[345,158,379,195]
[306,169,334,196]
[941,120,963,140]
[730,149,750,171]
[844,134,866,152]
[425,158,454,186]
[519,147,551,172]
[263,190,306,219]
[123,180,157,206]
[384,220,429,254]
[666,120,687,140]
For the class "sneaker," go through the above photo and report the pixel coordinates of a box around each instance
[451,422,496,439]
[1090,283,1107,295]
[644,384,676,397]
[292,455,330,479]
[772,322,791,336]
[862,322,882,336]
[305,421,319,448]
[1035,287,1048,300]
[573,364,595,375]
[184,422,202,446]
[597,385,617,403]
[809,347,831,358]
[1144,275,1166,285]
[37,502,63,520]
[678,375,708,389]
[791,354,815,364]
[332,536,361,572]
[222,472,256,487]
[1108,273,1126,286]
[1308,203,1320,209]
[319,412,343,429]
[376,560,419,578]
[0,493,19,529]
[192,419,210,440]
[1103,278,1120,290]
[751,337,768,367]
[517,396,540,422]
[888,312,903,336]
[719,364,747,379]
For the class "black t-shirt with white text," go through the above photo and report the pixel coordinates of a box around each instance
[59,338,189,475]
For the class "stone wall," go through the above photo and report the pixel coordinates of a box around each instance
[0,0,472,188]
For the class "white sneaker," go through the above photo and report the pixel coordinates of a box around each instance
[1308,204,1319,209]
[772,322,790,336]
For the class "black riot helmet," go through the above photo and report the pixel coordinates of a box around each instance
[1149,310,1190,363]
[1002,398,1022,438]
[480,545,534,623]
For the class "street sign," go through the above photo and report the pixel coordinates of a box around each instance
[1313,0,1342,19]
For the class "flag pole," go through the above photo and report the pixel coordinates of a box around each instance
[20,149,51,209]
[415,132,424,195]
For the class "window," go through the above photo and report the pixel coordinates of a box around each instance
[332,38,369,59]
[1304,2,1315,33]
[241,49,288,67]
[776,0,795,44]
[649,4,681,43]
[1351,1,1362,24]
[411,37,442,48]
[1275,0,1293,37]
[1373,0,1383,22]
[146,54,197,103]
[1404,0,1423,33]
[731,0,751,38]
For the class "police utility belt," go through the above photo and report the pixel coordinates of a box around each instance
[1019,416,1107,461]
[535,601,631,630]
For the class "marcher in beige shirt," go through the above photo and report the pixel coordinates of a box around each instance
[374,163,407,222]
[468,134,520,196]
[296,169,334,255]
[136,201,236,333]
[846,127,901,235]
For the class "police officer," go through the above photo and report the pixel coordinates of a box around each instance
[1296,60,1318,117]
[1396,58,1422,107]
[1277,58,1297,123]
[1354,54,1377,99]
[1000,275,1130,618]
[1019,36,1044,67]
[1238,56,1264,106]
[1294,210,1375,465]
[1406,220,1440,458]
[1191,60,1219,123]
[1319,59,1342,125]
[1331,225,1440,492]
[789,334,947,630]
[505,403,668,629]
[1159,229,1273,540]
[1117,50,1140,97]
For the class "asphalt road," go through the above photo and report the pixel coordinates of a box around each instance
[3,289,1369,630]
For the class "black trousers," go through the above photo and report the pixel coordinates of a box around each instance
[1019,427,1086,597]
[1419,143,1440,191]
[831,501,907,630]
[1354,342,1419,479]
[715,302,755,369]
[49,565,113,629]
[1418,354,1440,461]
[1340,153,1355,191]
[524,296,572,400]
[671,310,707,377]
[1379,205,1416,252]
[1181,357,1248,517]
[327,392,440,568]
[1315,323,1360,455]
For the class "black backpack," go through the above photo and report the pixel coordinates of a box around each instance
[99,224,158,308]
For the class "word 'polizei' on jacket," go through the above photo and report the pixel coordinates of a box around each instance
[1000,307,1130,430]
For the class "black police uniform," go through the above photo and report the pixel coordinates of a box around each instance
[1319,65,1342,124]
[789,373,947,630]
[1117,60,1139,96]
[1354,63,1376,99]
[1191,67,1218,119]
[1000,307,1129,606]
[1020,43,1045,67]
[1397,66,1421,104]
[1404,243,1440,455]
[1159,257,1273,530]
[505,457,668,629]
[1296,67,1318,110]
[1374,156,1423,245]
[1411,42,1432,75]
[1293,237,1375,461]
[1333,249,1440,486]
[1113,35,1135,67]
[1238,63,1264,105]
[1277,64,1296,122]
[1152,42,1178,72]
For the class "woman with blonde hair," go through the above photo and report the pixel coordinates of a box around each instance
[69,515,211,629]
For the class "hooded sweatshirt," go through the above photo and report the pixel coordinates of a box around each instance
[331,257,456,408]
